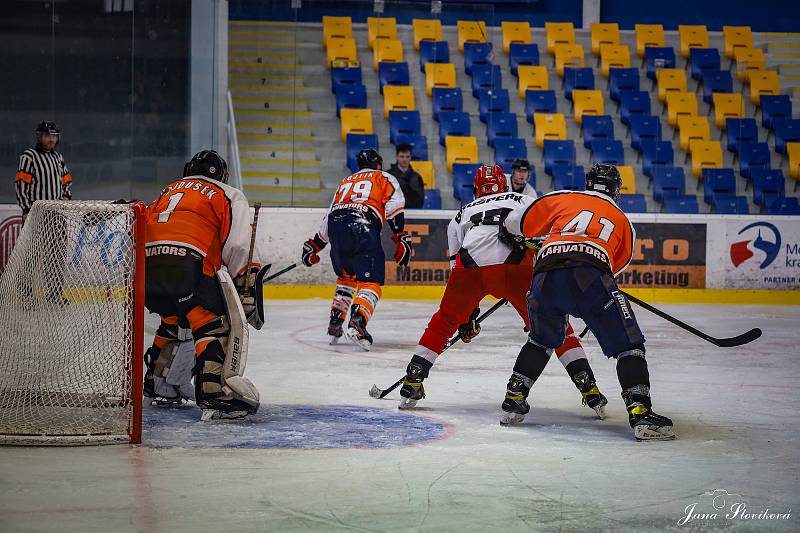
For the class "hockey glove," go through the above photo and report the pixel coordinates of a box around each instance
[234,266,259,317]
[392,231,413,266]
[458,307,481,343]
[301,234,327,267]
[497,224,528,254]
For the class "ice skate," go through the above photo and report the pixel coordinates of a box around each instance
[398,359,429,410]
[328,308,345,345]
[500,372,532,425]
[198,397,256,421]
[572,370,608,419]
[345,305,373,351]
[623,385,674,441]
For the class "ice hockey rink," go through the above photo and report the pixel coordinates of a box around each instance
[0,298,798,532]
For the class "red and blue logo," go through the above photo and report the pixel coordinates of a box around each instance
[730,222,781,269]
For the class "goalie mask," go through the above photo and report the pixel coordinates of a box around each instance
[473,164,508,198]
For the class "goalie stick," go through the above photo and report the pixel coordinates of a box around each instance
[369,299,509,399]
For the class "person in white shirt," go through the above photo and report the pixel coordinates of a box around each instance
[508,159,537,198]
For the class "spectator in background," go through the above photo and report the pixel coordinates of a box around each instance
[509,159,536,198]
[387,143,424,208]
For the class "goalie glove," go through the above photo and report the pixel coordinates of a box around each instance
[301,234,327,267]
[458,307,481,343]
[392,231,413,266]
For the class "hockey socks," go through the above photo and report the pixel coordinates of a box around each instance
[329,279,356,343]
[346,283,381,350]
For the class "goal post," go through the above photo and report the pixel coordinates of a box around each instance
[0,200,146,445]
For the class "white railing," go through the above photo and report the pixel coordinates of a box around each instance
[226,90,243,191]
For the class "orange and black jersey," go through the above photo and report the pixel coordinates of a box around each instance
[504,190,636,276]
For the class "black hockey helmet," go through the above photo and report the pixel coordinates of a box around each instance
[184,150,229,183]
[356,149,382,171]
[35,121,60,135]
[585,163,622,201]
[511,159,531,173]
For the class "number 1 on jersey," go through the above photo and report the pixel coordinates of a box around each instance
[157,192,184,223]
[561,209,615,242]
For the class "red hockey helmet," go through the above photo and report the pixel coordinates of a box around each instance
[473,164,508,198]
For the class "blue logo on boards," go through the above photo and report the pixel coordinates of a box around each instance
[731,222,781,270]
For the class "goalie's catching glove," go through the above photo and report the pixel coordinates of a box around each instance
[301,234,327,267]
[392,231,413,266]
[458,307,481,343]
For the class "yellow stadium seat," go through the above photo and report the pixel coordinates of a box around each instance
[554,43,585,77]
[572,90,604,125]
[666,92,698,127]
[323,16,352,48]
[788,142,800,181]
[457,20,487,52]
[425,63,456,96]
[517,65,549,98]
[501,21,532,54]
[374,38,404,71]
[749,70,780,105]
[723,26,752,59]
[545,22,575,54]
[340,108,373,142]
[618,166,636,194]
[657,68,688,103]
[445,136,478,171]
[412,19,443,51]
[383,86,415,119]
[635,24,664,57]
[735,48,766,82]
[367,17,397,50]
[678,25,709,58]
[600,44,631,77]
[678,116,711,152]
[591,23,620,56]
[533,113,567,148]
[327,37,358,69]
[690,140,723,177]
[712,93,745,128]
[413,161,436,188]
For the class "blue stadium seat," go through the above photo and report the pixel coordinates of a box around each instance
[618,194,648,213]
[543,140,577,175]
[641,140,674,177]
[702,70,733,104]
[582,115,615,149]
[751,169,785,208]
[552,165,585,191]
[494,138,529,174]
[331,67,362,93]
[652,167,686,202]
[419,41,449,73]
[335,84,367,117]
[628,115,662,152]
[464,42,493,76]
[760,95,792,130]
[726,118,758,154]
[738,142,771,179]
[389,110,421,145]
[773,119,800,154]
[438,111,471,146]
[423,189,442,209]
[563,67,594,101]
[768,197,800,215]
[619,91,651,126]
[471,64,503,97]
[663,195,699,214]
[477,89,510,123]
[590,140,625,166]
[431,88,463,121]
[378,62,410,94]
[702,168,736,204]
[345,134,378,173]
[609,68,640,102]
[486,112,518,148]
[689,48,721,81]
[712,195,749,214]
[645,47,676,80]
[509,43,539,76]
[525,90,557,123]
[452,163,481,203]
[392,135,428,160]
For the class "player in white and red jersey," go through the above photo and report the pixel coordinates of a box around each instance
[398,165,607,417]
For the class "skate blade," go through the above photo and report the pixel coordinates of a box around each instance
[398,397,417,410]
[634,425,675,441]
[345,328,372,351]
[592,404,607,419]
[500,411,526,426]
[329,335,341,345]
[150,397,185,407]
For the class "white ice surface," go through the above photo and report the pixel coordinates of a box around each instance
[1,299,799,532]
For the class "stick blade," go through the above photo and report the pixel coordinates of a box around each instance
[712,327,762,348]
[368,384,383,399]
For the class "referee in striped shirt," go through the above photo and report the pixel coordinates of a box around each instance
[15,121,73,224]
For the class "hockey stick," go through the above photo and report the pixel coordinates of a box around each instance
[263,263,297,282]
[368,299,509,399]
[622,290,762,348]
[246,201,262,278]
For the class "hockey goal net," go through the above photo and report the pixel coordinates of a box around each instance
[0,200,145,445]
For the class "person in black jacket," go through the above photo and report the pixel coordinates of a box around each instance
[386,144,425,208]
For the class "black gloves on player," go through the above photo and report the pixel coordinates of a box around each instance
[392,231,413,266]
[458,307,481,343]
[498,225,543,253]
[301,234,327,267]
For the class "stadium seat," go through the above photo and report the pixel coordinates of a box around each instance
[734,48,766,82]
[445,135,479,172]
[760,95,792,130]
[689,48,720,81]
[713,195,749,214]
[422,188,442,209]
[774,119,800,154]
[388,110,421,145]
[656,68,687,103]
[749,71,780,105]
[340,108,373,142]
[544,141,577,175]
[619,91,651,126]
[641,140,674,177]
[552,164,584,190]
[563,67,594,101]
[378,62,409,94]
[652,166,686,202]
[323,16,352,49]
[478,89,510,123]
[431,88,463,121]
[618,194,648,212]
[518,65,549,98]
[525,90,557,122]
[508,43,539,76]
[788,142,800,180]
[457,20,487,52]
[554,43,585,77]
[502,21,532,54]
[486,112,518,148]
[677,116,711,153]
[635,24,664,57]
[414,161,435,188]
[690,140,723,177]
[609,68,640,102]
[666,92,698,127]
[464,42,493,76]
[678,25,708,58]
[331,67,362,93]
[582,115,615,148]
[452,163,482,201]
[425,62,456,96]
[645,47,676,80]
[768,197,800,215]
[327,37,358,69]
[419,41,450,73]
[702,168,736,204]
[600,44,631,78]
[663,195,699,213]
[494,138,529,174]
[591,23,620,56]
[751,168,785,207]
[738,142,771,179]
[367,17,397,50]
[702,70,734,104]
[725,118,758,153]
[618,166,636,194]
[392,135,428,161]
[629,115,662,152]
[545,22,575,54]
[412,19,442,51]
[335,85,367,117]
[572,89,604,125]
[373,39,403,71]
[346,134,378,173]
[533,113,567,148]
[713,93,745,128]
[723,26,752,59]
[471,64,503,97]
[591,140,625,166]
[438,111,471,146]
[383,86,414,118]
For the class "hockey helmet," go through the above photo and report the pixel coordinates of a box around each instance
[473,164,508,198]
[356,148,383,171]
[35,121,60,148]
[184,150,229,184]
[511,159,531,173]
[585,163,622,201]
